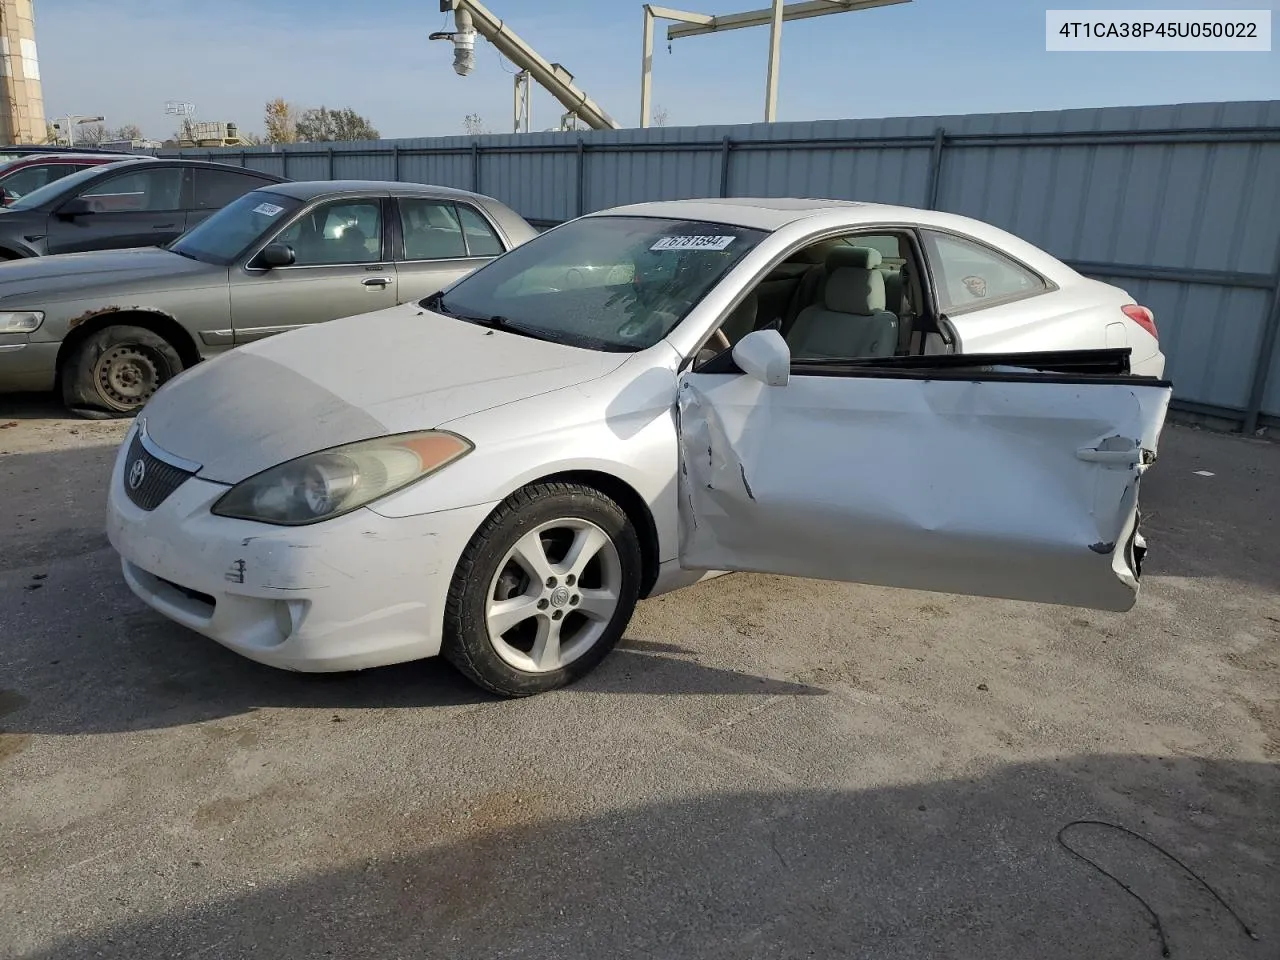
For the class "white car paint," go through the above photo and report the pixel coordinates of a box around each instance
[105,198,1173,678]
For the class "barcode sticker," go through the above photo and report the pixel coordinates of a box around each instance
[650,235,736,251]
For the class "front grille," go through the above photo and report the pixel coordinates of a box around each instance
[122,431,194,511]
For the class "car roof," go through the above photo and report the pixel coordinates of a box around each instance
[259,179,491,202]
[585,197,1073,277]
[0,152,122,165]
[0,145,135,156]
[587,197,873,231]
[78,157,289,180]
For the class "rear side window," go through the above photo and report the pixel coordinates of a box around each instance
[922,229,1047,314]
[193,169,274,210]
[457,204,504,256]
[399,198,467,260]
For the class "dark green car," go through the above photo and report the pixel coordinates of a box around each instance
[0,180,537,417]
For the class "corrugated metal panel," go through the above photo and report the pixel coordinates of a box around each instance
[158,100,1280,423]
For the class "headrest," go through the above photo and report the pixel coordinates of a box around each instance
[826,244,882,271]
[825,266,887,315]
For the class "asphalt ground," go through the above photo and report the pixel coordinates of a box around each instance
[1,395,1277,960]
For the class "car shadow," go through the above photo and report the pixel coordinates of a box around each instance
[0,391,73,421]
[12,753,1277,960]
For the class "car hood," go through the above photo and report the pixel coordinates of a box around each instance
[0,247,220,301]
[141,301,630,484]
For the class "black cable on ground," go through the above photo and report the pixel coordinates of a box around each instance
[1057,819,1259,958]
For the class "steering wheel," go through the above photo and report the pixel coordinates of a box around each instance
[707,329,730,352]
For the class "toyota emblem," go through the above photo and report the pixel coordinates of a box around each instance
[127,458,147,490]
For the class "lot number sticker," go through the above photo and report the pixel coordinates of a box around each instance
[651,235,736,251]
[252,202,285,217]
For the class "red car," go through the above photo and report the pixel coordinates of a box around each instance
[0,151,137,206]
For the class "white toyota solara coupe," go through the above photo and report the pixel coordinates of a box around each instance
[106,198,1172,696]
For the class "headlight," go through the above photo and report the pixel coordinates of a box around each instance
[0,311,43,333]
[211,430,472,526]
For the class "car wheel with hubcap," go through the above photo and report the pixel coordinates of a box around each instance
[444,482,642,697]
[61,324,184,418]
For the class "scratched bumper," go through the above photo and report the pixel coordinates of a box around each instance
[105,433,495,672]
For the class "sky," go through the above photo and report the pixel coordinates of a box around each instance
[36,0,1280,140]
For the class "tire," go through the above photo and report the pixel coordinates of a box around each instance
[60,324,184,418]
[443,482,643,697]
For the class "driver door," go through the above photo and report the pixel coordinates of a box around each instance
[44,166,189,254]
[229,196,398,343]
[676,336,1171,612]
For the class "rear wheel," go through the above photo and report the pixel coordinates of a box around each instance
[60,324,184,419]
[443,482,642,697]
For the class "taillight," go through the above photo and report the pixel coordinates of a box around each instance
[1122,304,1158,340]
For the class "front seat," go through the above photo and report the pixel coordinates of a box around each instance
[787,246,899,359]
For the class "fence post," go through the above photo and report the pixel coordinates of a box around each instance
[238,151,246,168]
[719,136,733,198]
[392,145,401,181]
[281,151,289,179]
[471,141,480,192]
[925,126,946,209]
[576,137,586,217]
[327,148,335,179]
[1243,258,1280,434]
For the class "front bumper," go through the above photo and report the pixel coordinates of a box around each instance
[105,435,496,672]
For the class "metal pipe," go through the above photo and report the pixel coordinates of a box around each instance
[667,0,909,39]
[764,0,784,122]
[1243,248,1280,434]
[443,0,620,130]
[641,6,655,128]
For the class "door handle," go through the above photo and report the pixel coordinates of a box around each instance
[152,223,177,230]
[362,277,393,287]
[1076,447,1141,466]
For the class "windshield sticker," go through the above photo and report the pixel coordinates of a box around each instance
[252,202,285,217]
[650,235,736,252]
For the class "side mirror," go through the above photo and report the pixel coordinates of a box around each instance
[56,197,93,220]
[732,328,790,386]
[258,242,296,268]
[0,189,14,207]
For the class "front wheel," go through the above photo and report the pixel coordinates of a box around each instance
[60,324,184,418]
[443,482,642,697]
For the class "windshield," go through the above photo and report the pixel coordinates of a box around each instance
[427,216,766,351]
[4,163,131,211]
[168,190,302,265]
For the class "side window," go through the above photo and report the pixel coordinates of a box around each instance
[275,199,382,265]
[399,199,467,260]
[457,204,504,257]
[923,230,1046,313]
[78,168,184,213]
[0,163,56,198]
[193,169,273,211]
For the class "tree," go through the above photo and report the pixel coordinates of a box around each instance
[110,123,143,141]
[331,107,378,141]
[651,105,670,127]
[74,123,108,145]
[463,113,490,136]
[295,105,379,142]
[263,98,298,144]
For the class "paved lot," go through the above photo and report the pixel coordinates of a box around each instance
[1,396,1277,960]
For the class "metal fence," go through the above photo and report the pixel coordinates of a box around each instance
[162,100,1280,431]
